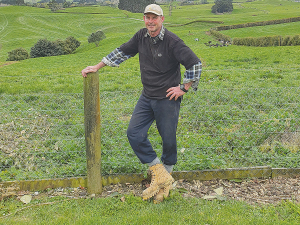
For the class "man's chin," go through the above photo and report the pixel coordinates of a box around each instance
[148,28,157,33]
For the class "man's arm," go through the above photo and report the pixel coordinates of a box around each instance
[81,61,106,77]
[166,61,202,100]
[182,61,202,91]
[81,48,132,77]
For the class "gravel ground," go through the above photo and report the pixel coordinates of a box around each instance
[100,176,300,205]
[2,176,299,205]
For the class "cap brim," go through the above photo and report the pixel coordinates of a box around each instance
[144,11,162,16]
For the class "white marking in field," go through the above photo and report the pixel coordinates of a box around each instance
[0,14,8,34]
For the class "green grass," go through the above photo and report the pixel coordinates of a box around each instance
[1,1,300,180]
[220,22,300,38]
[1,2,300,223]
[1,193,300,224]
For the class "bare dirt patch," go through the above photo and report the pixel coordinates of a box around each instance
[0,61,19,67]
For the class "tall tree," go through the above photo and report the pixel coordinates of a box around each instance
[118,0,155,13]
[88,30,106,47]
[1,0,16,5]
[211,0,233,14]
[16,0,24,5]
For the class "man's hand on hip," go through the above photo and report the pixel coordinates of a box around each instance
[166,85,185,101]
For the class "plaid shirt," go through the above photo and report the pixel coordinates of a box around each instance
[102,26,202,91]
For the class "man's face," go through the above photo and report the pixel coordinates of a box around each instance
[143,13,165,37]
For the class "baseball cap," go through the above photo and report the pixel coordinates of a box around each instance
[144,4,163,16]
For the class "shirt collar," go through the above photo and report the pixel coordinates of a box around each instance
[145,25,165,40]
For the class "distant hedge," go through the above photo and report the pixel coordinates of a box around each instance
[215,16,300,31]
[209,16,300,46]
[209,28,231,42]
[232,35,300,47]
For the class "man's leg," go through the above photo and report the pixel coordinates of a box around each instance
[153,98,181,167]
[127,94,157,164]
[127,95,175,200]
[152,98,181,203]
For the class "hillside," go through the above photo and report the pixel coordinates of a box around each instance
[0,0,300,181]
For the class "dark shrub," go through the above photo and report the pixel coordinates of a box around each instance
[30,37,81,58]
[7,48,29,61]
[65,36,81,52]
[54,39,69,54]
[30,39,63,58]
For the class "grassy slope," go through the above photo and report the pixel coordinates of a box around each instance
[0,1,300,93]
[0,1,300,179]
[0,1,299,93]
[1,2,300,223]
[0,6,144,94]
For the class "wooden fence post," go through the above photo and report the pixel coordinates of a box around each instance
[83,72,102,194]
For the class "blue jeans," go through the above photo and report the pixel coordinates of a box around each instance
[127,94,181,165]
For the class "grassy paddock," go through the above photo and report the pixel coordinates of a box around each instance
[1,193,300,224]
[1,1,300,181]
[220,21,300,38]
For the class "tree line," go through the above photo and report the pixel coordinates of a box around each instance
[1,0,234,14]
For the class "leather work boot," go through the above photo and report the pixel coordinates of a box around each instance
[153,184,172,204]
[142,164,174,200]
[153,172,172,204]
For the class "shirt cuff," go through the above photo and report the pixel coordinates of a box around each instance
[183,61,202,91]
[102,47,132,67]
[102,57,120,67]
[183,78,200,91]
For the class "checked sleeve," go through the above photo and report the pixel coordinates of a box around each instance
[102,48,132,67]
[183,61,202,91]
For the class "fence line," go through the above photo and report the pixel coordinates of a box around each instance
[1,85,300,182]
[1,66,299,78]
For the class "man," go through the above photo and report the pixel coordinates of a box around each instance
[82,4,202,203]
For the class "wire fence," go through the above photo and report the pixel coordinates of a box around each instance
[1,85,300,182]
